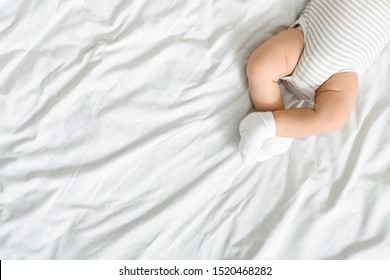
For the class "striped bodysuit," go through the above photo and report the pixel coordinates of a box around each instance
[282,0,390,103]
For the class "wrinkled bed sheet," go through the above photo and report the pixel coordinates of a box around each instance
[1,0,390,259]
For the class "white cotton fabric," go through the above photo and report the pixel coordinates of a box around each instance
[1,0,390,260]
[282,0,390,102]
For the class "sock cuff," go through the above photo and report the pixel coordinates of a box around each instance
[263,111,276,137]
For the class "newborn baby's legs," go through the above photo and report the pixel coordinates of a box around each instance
[240,28,358,163]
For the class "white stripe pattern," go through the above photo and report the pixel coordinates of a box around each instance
[282,0,390,102]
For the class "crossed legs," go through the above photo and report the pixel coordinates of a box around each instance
[240,28,358,163]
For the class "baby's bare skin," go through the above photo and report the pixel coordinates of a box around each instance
[247,28,358,138]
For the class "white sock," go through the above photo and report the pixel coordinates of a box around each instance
[239,112,292,164]
[254,136,293,162]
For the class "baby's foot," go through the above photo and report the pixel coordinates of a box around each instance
[239,111,292,164]
[239,112,276,163]
[254,136,293,163]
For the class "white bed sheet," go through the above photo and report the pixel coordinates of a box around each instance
[1,0,390,259]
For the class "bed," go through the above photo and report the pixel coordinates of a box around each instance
[1,0,390,259]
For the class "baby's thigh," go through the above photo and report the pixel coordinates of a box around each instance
[314,72,359,124]
[247,28,304,79]
[316,72,359,102]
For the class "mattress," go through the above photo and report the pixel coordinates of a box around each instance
[1,0,390,259]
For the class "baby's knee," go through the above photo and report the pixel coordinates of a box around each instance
[317,108,350,133]
[328,111,350,132]
[246,52,280,82]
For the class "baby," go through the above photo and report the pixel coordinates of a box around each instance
[239,0,390,164]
